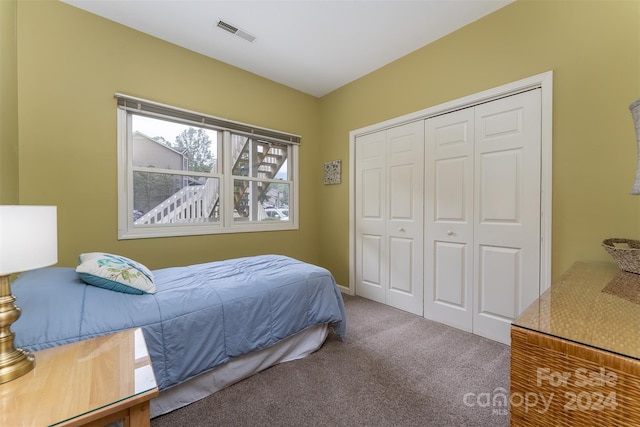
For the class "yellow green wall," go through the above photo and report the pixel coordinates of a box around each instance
[13,0,322,269]
[319,0,640,284]
[5,0,640,286]
[0,0,19,204]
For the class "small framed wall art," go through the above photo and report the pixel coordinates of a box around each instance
[324,160,342,185]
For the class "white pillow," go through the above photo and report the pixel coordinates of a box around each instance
[76,252,156,295]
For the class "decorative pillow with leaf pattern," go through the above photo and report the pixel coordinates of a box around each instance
[76,252,156,294]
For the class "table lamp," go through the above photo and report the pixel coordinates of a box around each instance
[0,205,57,384]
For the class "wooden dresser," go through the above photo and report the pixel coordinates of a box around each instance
[511,262,640,426]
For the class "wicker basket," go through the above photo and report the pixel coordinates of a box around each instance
[602,238,640,274]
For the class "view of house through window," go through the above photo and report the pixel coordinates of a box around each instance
[117,98,298,239]
[131,116,222,225]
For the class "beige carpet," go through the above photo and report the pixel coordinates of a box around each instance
[151,294,511,427]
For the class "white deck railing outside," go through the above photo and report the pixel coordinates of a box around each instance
[134,177,219,225]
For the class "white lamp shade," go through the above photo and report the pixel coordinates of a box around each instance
[0,205,58,275]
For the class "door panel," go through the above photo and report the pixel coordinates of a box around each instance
[362,234,382,286]
[473,89,541,345]
[479,150,520,222]
[362,169,383,218]
[434,242,467,307]
[425,108,474,332]
[385,122,424,315]
[356,121,424,315]
[478,245,520,320]
[389,237,414,294]
[435,158,467,221]
[355,132,387,304]
[389,165,413,219]
[481,107,523,140]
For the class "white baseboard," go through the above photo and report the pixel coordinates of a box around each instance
[337,284,353,295]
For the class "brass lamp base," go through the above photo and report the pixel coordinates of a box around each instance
[0,275,35,384]
[0,346,34,384]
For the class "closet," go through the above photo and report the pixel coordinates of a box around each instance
[353,85,545,345]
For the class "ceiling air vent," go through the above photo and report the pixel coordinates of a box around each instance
[217,20,256,43]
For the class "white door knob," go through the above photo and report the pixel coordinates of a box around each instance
[399,227,405,232]
[447,230,454,236]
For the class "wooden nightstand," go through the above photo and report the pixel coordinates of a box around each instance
[0,328,158,426]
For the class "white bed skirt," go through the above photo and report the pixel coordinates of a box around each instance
[150,324,329,418]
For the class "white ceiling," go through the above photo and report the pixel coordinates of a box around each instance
[61,0,515,97]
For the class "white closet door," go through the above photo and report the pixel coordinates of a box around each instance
[355,121,424,315]
[473,89,541,344]
[385,122,424,315]
[355,130,387,304]
[425,89,542,344]
[424,108,474,331]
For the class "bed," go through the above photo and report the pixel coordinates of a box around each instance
[11,254,346,417]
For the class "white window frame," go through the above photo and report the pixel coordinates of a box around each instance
[117,94,299,240]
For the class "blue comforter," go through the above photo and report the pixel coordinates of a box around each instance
[12,255,346,390]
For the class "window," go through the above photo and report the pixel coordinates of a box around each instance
[117,94,299,239]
